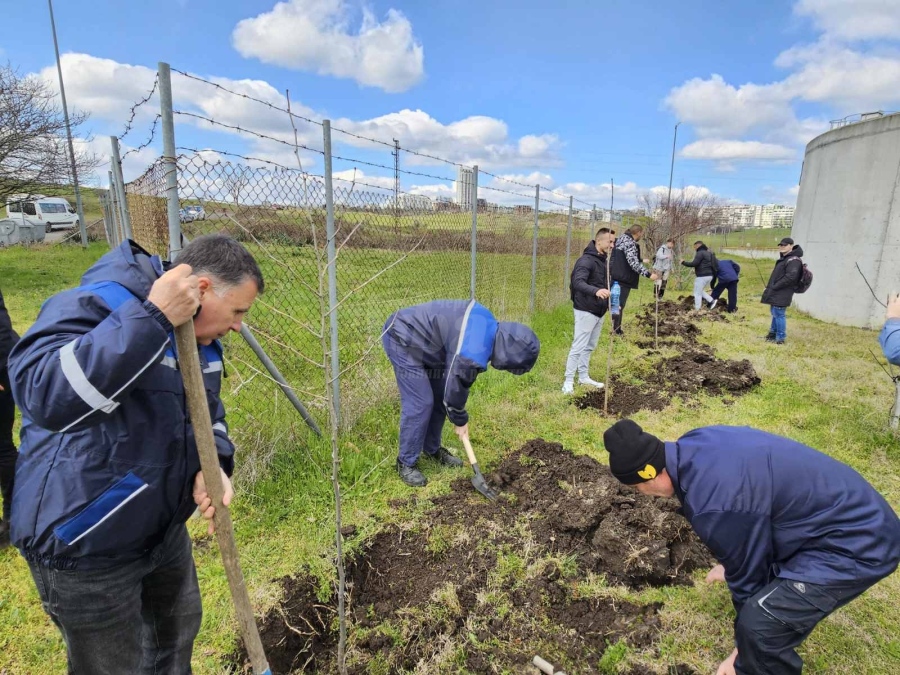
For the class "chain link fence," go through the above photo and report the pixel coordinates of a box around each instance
[104,64,609,479]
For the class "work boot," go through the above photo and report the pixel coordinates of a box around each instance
[427,447,464,467]
[396,460,427,487]
[561,380,574,395]
[0,520,9,550]
[775,339,786,346]
[578,377,605,389]
[764,333,776,342]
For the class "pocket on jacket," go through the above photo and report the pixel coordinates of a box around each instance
[53,472,149,546]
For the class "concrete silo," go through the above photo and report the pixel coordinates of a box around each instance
[791,112,900,328]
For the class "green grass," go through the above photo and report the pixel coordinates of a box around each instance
[704,226,792,251]
[1,244,898,674]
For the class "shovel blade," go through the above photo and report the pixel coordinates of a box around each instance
[471,469,499,501]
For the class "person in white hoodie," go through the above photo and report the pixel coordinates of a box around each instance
[652,238,674,299]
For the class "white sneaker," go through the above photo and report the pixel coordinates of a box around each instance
[709,299,718,310]
[578,377,605,389]
[561,381,574,394]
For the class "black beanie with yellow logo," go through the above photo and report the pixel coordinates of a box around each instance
[603,419,666,485]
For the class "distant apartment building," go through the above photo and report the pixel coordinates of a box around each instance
[720,203,794,228]
[397,194,433,211]
[456,167,476,209]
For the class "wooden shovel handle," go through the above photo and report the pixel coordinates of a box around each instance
[460,434,478,467]
[174,322,271,675]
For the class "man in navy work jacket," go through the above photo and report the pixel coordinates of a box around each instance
[382,300,540,487]
[879,292,900,366]
[8,234,264,674]
[710,258,741,313]
[603,420,900,675]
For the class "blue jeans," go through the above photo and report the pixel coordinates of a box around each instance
[770,306,787,341]
[382,319,447,467]
[28,525,201,674]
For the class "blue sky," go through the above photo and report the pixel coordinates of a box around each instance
[4,0,900,208]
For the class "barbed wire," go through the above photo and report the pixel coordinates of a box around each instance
[173,110,325,155]
[176,146,311,175]
[118,74,160,141]
[172,68,323,129]
[399,146,467,169]
[121,114,162,160]
[479,183,537,202]
[171,67,472,170]
[479,169,537,191]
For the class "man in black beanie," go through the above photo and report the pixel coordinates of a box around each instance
[603,420,900,675]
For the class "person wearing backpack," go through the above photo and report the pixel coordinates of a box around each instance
[681,241,717,310]
[709,259,741,313]
[762,237,805,345]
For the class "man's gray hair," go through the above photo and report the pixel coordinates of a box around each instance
[177,234,265,293]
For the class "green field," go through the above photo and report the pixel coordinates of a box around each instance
[0,241,898,674]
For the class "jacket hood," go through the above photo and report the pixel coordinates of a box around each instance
[583,240,607,257]
[491,322,540,374]
[80,240,163,300]
[784,245,804,258]
[696,244,708,252]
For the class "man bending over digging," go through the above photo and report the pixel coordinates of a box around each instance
[603,419,900,675]
[382,300,540,487]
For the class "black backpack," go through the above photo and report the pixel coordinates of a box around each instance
[787,256,813,293]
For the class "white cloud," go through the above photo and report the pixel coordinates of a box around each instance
[680,140,796,162]
[665,0,900,170]
[232,0,424,93]
[334,111,561,167]
[333,168,394,190]
[794,0,900,41]
[408,183,453,199]
[36,54,557,182]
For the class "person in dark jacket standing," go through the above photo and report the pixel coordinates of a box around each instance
[562,227,613,394]
[382,300,540,487]
[8,235,263,674]
[609,224,658,335]
[880,293,900,366]
[682,241,717,310]
[710,259,741,313]
[0,287,19,549]
[761,237,804,345]
[603,420,900,675]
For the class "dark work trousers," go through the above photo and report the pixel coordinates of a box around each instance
[0,367,17,522]
[28,525,202,675]
[381,323,447,467]
[734,576,875,675]
[611,285,633,334]
[711,280,739,312]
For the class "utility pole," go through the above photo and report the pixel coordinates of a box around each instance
[666,122,681,233]
[48,0,87,248]
[392,139,400,233]
[610,178,614,219]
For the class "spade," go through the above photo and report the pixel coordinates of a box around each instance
[460,434,499,501]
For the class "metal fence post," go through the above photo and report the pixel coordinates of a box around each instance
[110,136,133,241]
[470,165,478,300]
[530,184,540,314]
[108,169,122,246]
[158,62,181,260]
[565,195,573,291]
[323,120,341,426]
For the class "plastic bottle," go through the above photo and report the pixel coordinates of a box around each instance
[610,281,621,316]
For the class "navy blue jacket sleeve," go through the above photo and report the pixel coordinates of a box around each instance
[880,319,900,366]
[443,355,483,426]
[691,510,774,615]
[8,290,171,433]
[210,392,235,477]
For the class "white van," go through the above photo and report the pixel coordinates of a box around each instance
[6,195,79,233]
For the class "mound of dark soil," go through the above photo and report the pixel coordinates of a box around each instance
[575,378,668,416]
[576,296,759,417]
[232,441,710,674]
